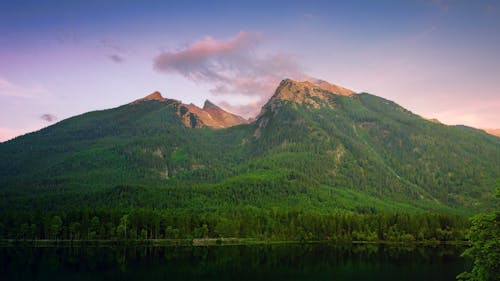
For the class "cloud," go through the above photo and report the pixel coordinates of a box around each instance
[153,31,307,117]
[109,54,125,63]
[100,39,127,64]
[40,114,57,122]
[218,100,263,119]
[0,77,48,98]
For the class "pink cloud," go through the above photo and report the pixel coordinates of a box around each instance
[153,31,307,117]
[154,31,261,79]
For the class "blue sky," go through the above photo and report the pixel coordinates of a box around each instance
[1,0,499,141]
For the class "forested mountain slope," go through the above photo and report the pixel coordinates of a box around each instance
[0,79,498,216]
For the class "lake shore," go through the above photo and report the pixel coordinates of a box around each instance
[0,237,470,247]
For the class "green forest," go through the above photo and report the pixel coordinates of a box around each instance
[0,209,468,243]
[0,81,498,249]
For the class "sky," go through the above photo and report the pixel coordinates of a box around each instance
[1,0,499,141]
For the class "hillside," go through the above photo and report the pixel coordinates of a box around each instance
[0,79,498,217]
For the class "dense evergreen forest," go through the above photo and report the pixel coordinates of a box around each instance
[0,79,498,242]
[0,209,468,243]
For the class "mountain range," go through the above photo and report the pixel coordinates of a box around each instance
[0,79,498,215]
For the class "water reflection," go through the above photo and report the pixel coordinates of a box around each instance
[0,243,465,281]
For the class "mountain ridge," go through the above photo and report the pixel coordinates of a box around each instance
[131,91,248,128]
[0,78,498,216]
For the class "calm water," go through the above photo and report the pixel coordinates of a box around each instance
[0,243,467,281]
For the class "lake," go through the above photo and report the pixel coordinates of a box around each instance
[0,243,467,281]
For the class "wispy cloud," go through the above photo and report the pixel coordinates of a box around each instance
[109,54,125,63]
[0,77,48,98]
[153,31,307,117]
[40,113,57,122]
[217,100,263,119]
[100,39,127,64]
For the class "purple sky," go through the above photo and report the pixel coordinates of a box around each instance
[1,0,499,141]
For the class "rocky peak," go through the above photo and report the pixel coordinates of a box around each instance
[131,92,247,129]
[200,100,248,128]
[253,78,355,138]
[203,100,220,111]
[307,78,355,96]
[143,91,165,101]
[268,78,355,109]
[131,91,171,104]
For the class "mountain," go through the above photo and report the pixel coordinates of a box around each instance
[0,79,498,217]
[131,91,247,128]
[265,79,354,110]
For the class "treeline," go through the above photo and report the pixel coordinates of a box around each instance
[0,209,468,242]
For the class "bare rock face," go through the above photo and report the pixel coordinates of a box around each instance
[131,92,247,129]
[254,78,355,120]
[267,79,355,109]
[252,78,355,139]
[130,91,167,104]
[307,78,355,96]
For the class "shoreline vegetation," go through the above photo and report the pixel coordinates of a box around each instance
[0,211,469,245]
[0,237,470,247]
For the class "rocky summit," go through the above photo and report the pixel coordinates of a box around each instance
[266,79,354,110]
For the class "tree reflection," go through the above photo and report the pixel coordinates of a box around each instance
[0,243,465,281]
